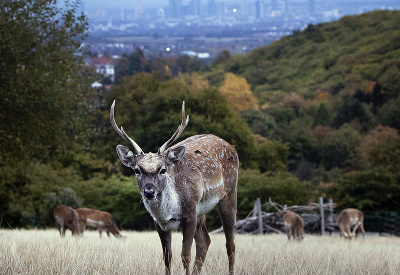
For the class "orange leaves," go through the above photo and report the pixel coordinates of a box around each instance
[219,73,258,112]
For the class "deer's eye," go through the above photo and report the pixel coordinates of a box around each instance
[160,168,167,175]
[134,168,141,175]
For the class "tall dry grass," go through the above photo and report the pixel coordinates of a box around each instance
[1,229,399,274]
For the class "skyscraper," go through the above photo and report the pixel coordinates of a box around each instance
[169,0,182,18]
[193,0,202,16]
[271,0,278,11]
[255,0,264,19]
[207,0,217,17]
[135,0,144,19]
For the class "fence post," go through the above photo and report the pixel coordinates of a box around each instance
[319,197,325,235]
[328,199,334,225]
[254,198,263,234]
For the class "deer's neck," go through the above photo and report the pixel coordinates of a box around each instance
[143,176,182,231]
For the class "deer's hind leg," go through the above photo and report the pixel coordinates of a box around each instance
[340,223,352,239]
[57,223,65,237]
[193,215,211,275]
[218,191,237,275]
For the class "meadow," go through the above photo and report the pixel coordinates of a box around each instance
[1,229,399,275]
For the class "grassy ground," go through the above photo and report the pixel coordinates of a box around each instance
[1,229,399,274]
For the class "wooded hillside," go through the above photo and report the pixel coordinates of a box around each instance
[1,5,399,230]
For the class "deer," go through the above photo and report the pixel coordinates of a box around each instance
[75,208,123,238]
[110,101,239,275]
[53,205,80,237]
[283,210,304,241]
[337,208,365,239]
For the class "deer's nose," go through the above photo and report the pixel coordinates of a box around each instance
[143,184,156,199]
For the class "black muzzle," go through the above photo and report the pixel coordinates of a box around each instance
[143,184,156,199]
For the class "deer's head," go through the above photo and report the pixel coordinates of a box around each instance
[111,101,189,200]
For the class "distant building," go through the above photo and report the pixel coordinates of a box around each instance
[207,0,217,17]
[169,0,181,18]
[271,0,278,11]
[255,0,264,19]
[193,0,202,16]
[135,0,144,19]
[91,56,115,82]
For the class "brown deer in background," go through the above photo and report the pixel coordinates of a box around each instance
[111,101,239,275]
[53,205,80,237]
[338,208,365,239]
[76,208,123,238]
[283,210,304,241]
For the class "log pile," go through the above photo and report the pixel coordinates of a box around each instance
[211,198,338,235]
[212,212,284,234]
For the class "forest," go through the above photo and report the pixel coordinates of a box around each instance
[1,1,399,230]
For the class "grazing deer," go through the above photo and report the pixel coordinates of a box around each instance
[53,205,80,237]
[111,101,239,275]
[337,208,365,239]
[76,208,123,238]
[282,210,304,241]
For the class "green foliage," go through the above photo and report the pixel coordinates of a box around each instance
[360,126,400,174]
[313,104,332,127]
[40,188,82,228]
[211,50,231,67]
[237,169,314,219]
[255,140,288,173]
[0,0,90,163]
[278,119,318,170]
[240,110,276,138]
[320,124,362,170]
[327,168,400,211]
[103,73,256,168]
[176,55,205,73]
[377,95,400,130]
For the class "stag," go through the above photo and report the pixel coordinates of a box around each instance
[76,208,123,238]
[111,101,239,275]
[53,205,80,237]
[338,208,365,239]
[283,210,304,241]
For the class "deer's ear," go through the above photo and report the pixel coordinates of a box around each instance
[116,145,137,167]
[166,146,185,167]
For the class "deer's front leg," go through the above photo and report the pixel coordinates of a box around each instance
[181,215,197,275]
[156,223,172,275]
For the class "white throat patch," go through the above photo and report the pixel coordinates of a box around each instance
[143,175,182,231]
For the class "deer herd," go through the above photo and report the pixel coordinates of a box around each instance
[53,205,123,238]
[53,101,367,274]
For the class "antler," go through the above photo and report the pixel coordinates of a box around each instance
[110,100,144,155]
[158,101,189,155]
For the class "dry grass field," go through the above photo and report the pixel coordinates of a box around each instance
[1,229,399,274]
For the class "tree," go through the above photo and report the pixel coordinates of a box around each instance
[320,124,362,170]
[219,73,258,112]
[313,103,332,127]
[0,0,89,163]
[212,50,231,67]
[328,168,400,211]
[114,54,130,84]
[360,126,400,174]
[128,47,147,75]
[377,96,400,130]
[103,73,257,168]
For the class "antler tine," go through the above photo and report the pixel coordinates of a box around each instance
[158,101,189,155]
[110,100,144,155]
